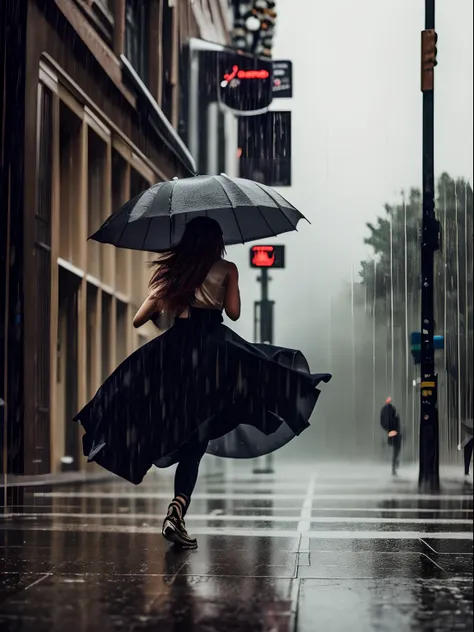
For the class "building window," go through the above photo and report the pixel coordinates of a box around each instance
[112,149,130,295]
[217,109,226,174]
[116,300,128,366]
[87,128,109,280]
[238,111,292,187]
[29,70,160,475]
[101,292,112,382]
[34,83,54,474]
[161,0,174,121]
[59,102,82,266]
[125,0,149,81]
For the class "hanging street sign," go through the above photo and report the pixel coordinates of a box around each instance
[218,51,273,115]
[272,60,293,98]
[221,65,270,85]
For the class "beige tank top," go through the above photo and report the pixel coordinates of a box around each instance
[190,258,228,311]
[152,259,229,331]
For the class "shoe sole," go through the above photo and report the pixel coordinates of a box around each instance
[162,519,198,549]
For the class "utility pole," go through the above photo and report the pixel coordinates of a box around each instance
[250,244,285,475]
[253,267,275,474]
[419,0,440,491]
[254,268,274,344]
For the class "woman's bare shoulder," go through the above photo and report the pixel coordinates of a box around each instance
[221,259,239,275]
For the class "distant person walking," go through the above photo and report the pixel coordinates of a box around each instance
[458,420,474,480]
[380,397,402,476]
[464,439,473,478]
[458,422,473,481]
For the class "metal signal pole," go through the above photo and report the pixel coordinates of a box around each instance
[419,0,440,491]
[253,267,275,474]
[250,245,285,475]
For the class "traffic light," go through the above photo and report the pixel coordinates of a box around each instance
[249,245,285,268]
[410,331,444,365]
[421,29,438,92]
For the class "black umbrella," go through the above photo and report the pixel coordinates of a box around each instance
[89,174,308,251]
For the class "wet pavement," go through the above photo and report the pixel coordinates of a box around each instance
[1,462,472,631]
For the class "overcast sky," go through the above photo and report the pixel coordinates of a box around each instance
[227,0,473,353]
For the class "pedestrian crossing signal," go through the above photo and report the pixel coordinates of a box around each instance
[410,332,444,365]
[249,245,285,268]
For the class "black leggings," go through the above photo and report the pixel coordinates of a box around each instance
[174,436,209,507]
[391,435,402,471]
[464,439,473,475]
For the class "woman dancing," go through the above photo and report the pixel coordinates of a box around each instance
[75,217,331,549]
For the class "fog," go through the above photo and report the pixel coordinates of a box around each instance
[226,0,474,464]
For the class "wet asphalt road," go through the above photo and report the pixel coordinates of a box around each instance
[1,462,472,631]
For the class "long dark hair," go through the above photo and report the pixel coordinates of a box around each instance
[149,217,225,315]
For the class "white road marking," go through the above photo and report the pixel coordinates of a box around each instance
[298,474,316,534]
[305,531,473,540]
[0,521,471,540]
[33,491,473,501]
[9,511,472,525]
[14,504,472,514]
[24,574,52,590]
[33,491,305,500]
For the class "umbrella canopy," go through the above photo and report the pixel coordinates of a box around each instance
[89,174,308,251]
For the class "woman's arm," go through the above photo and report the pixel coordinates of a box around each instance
[224,263,241,321]
[133,295,161,329]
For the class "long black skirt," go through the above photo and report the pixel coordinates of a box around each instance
[74,308,331,484]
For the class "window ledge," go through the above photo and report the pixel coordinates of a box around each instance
[121,54,197,177]
[72,0,113,43]
[54,0,135,108]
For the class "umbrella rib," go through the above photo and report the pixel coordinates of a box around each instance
[169,178,178,248]
[252,181,308,230]
[213,175,245,244]
[116,215,130,249]
[223,176,285,238]
[253,182,298,231]
[238,179,278,238]
[142,217,153,251]
[115,191,145,250]
[232,208,245,244]
[256,203,278,238]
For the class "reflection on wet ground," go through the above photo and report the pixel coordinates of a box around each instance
[1,463,472,631]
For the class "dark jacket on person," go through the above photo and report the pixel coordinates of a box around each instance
[380,403,401,437]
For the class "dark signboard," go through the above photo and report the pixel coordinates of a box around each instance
[218,51,273,114]
[272,60,293,98]
[249,245,285,268]
[238,111,292,186]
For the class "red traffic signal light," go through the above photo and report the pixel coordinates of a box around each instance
[249,245,285,268]
[421,29,438,92]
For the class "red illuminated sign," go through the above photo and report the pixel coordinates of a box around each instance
[218,52,273,114]
[222,65,270,87]
[252,246,275,267]
[249,245,285,269]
